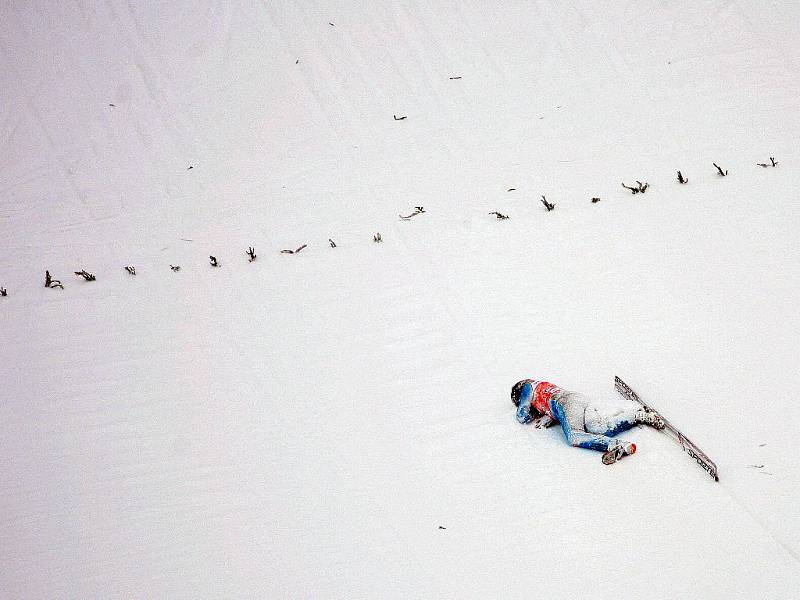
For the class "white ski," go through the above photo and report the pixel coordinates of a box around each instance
[615,376,719,481]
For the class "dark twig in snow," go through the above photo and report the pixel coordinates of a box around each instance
[170,265,181,272]
[124,266,136,275]
[449,76,462,80]
[209,256,220,267]
[373,233,382,243]
[677,171,688,184]
[281,244,308,254]
[591,197,601,203]
[329,239,337,248]
[489,211,509,219]
[0,287,6,296]
[74,270,96,281]
[507,188,516,192]
[400,206,425,219]
[45,271,63,289]
[540,195,556,211]
[757,157,778,168]
[622,181,648,194]
[246,247,257,262]
[713,162,728,176]
[393,114,407,120]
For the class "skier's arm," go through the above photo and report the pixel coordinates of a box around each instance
[532,414,556,428]
[515,381,536,424]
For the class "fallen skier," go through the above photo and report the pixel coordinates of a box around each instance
[511,379,664,464]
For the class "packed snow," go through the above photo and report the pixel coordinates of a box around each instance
[2,1,799,597]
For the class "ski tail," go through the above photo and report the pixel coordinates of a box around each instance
[615,376,719,482]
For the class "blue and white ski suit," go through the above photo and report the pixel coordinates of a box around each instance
[515,379,641,452]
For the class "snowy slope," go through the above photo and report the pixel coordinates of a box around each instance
[2,1,800,597]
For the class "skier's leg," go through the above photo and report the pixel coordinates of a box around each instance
[550,396,632,453]
[585,404,640,438]
[585,403,663,436]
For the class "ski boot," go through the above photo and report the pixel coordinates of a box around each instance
[637,410,665,430]
[602,442,636,465]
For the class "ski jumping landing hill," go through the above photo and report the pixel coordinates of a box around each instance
[2,1,799,598]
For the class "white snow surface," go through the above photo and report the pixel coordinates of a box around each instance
[2,1,800,597]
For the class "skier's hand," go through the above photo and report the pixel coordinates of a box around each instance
[532,415,555,429]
